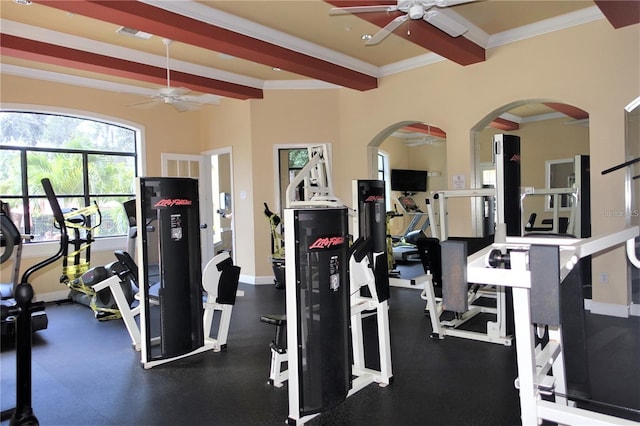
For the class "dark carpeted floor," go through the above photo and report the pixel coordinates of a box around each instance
[1,283,638,425]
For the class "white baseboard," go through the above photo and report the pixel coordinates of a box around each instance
[586,299,632,318]
[630,303,640,317]
[240,275,276,285]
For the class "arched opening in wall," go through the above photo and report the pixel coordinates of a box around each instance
[471,100,591,242]
[368,120,447,280]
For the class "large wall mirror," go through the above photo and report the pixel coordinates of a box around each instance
[473,101,590,238]
[626,97,640,307]
[370,121,447,281]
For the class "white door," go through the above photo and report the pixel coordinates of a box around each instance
[206,148,235,262]
[161,153,214,267]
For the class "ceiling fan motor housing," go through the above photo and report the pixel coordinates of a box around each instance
[408,4,425,19]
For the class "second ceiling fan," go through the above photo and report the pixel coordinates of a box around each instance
[329,0,476,46]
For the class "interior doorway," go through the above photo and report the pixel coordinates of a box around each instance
[161,153,213,267]
[207,148,235,262]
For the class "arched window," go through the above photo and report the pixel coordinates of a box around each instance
[0,111,139,242]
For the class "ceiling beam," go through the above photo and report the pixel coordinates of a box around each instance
[403,123,447,138]
[326,0,485,66]
[543,103,589,120]
[33,0,378,91]
[0,33,263,100]
[489,117,519,131]
[594,1,640,29]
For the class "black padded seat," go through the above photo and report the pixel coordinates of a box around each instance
[260,314,287,353]
[260,314,286,326]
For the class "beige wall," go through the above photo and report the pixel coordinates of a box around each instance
[1,18,639,312]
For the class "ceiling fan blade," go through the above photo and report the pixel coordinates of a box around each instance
[158,86,190,97]
[181,94,221,106]
[365,15,409,46]
[127,99,161,109]
[424,9,468,37]
[329,5,397,16]
[170,101,191,112]
[434,0,477,7]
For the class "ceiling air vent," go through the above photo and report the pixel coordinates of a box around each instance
[116,26,153,40]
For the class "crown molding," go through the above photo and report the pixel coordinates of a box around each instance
[486,6,605,49]
[379,52,445,77]
[1,63,223,104]
[1,63,156,97]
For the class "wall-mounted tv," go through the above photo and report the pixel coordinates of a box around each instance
[390,169,428,193]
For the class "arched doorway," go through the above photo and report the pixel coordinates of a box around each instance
[368,121,447,281]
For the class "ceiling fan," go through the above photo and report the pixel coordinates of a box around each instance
[129,38,219,112]
[329,0,476,46]
[402,124,444,146]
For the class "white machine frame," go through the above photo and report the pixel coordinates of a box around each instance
[465,226,639,426]
[521,187,579,235]
[286,144,342,208]
[422,188,512,346]
[92,251,240,368]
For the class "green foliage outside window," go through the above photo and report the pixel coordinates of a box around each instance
[0,112,137,241]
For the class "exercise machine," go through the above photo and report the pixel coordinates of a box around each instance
[285,144,343,208]
[417,134,520,346]
[1,204,47,339]
[455,226,639,425]
[283,205,392,425]
[1,178,66,425]
[92,250,240,357]
[262,167,392,423]
[390,196,433,262]
[94,178,241,368]
[436,156,637,425]
[263,202,285,289]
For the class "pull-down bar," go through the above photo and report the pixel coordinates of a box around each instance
[601,156,640,179]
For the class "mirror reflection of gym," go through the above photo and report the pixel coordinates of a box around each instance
[626,98,640,307]
[378,122,447,280]
[474,101,590,238]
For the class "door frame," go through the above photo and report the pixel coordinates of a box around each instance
[160,152,214,266]
[202,147,236,264]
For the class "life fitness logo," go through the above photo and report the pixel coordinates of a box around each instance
[154,198,193,208]
[364,195,384,203]
[308,236,346,250]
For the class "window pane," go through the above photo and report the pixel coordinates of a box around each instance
[0,149,22,196]
[29,197,86,242]
[178,160,189,176]
[29,198,59,242]
[190,160,199,178]
[88,154,135,194]
[1,111,138,242]
[27,151,83,196]
[0,112,135,153]
[289,149,309,169]
[91,196,130,238]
